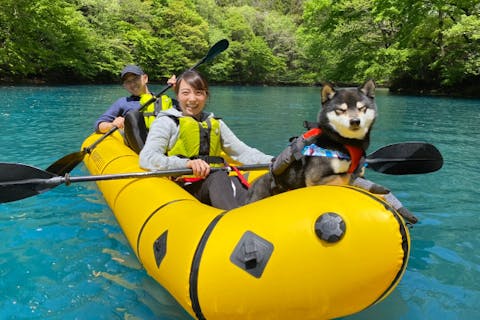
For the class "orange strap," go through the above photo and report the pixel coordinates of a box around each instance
[177,166,250,188]
[179,177,204,183]
[230,166,250,188]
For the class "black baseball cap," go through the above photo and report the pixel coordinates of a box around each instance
[120,65,145,80]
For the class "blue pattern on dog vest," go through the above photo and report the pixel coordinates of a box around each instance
[302,144,350,160]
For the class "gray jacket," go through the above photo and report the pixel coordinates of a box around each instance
[139,108,272,170]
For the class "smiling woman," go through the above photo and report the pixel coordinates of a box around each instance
[139,70,273,210]
[175,71,209,118]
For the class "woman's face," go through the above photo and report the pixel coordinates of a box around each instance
[177,79,207,118]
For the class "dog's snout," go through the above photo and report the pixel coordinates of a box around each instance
[350,118,361,127]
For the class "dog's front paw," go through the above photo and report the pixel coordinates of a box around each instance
[397,207,418,224]
[369,184,390,194]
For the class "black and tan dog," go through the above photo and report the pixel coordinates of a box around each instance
[246,80,417,224]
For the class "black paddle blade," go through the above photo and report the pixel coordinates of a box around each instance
[366,142,443,175]
[192,39,229,69]
[45,150,86,175]
[205,39,229,63]
[0,163,58,203]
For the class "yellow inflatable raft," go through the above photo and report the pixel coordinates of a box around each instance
[81,131,410,320]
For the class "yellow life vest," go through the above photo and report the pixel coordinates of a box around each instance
[167,115,223,163]
[140,94,173,129]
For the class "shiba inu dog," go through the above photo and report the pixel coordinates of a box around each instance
[246,80,418,223]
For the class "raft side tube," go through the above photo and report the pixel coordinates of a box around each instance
[134,199,223,319]
[196,186,409,319]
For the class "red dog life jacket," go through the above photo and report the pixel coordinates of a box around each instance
[300,128,364,174]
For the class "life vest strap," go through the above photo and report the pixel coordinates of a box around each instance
[229,166,250,188]
[194,155,225,164]
[180,177,204,183]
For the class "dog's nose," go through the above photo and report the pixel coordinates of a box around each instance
[350,118,361,127]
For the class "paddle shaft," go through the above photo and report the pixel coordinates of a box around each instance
[84,126,117,153]
[3,164,269,188]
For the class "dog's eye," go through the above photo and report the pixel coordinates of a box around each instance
[358,106,368,113]
[335,109,346,115]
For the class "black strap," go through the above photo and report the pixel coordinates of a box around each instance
[191,155,225,164]
[154,97,162,116]
[190,213,226,320]
[198,119,211,156]
[142,98,163,117]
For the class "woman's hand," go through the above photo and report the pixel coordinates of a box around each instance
[187,159,210,178]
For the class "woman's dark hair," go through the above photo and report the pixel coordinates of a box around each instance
[174,70,209,96]
[175,70,209,96]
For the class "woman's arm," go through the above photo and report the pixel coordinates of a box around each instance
[219,120,273,164]
[139,116,189,170]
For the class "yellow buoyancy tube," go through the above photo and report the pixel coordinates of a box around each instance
[82,131,410,320]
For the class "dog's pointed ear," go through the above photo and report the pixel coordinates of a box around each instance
[359,79,376,98]
[321,82,336,103]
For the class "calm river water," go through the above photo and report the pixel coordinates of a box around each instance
[0,84,478,319]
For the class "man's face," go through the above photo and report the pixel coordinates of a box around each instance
[122,73,148,96]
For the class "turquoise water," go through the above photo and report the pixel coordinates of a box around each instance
[1,85,479,319]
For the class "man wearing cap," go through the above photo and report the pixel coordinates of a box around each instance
[94,64,174,133]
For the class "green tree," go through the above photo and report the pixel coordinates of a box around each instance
[0,0,99,81]
[152,0,209,76]
[300,0,391,84]
[71,0,168,81]
[196,4,286,83]
[373,0,480,91]
[436,7,480,89]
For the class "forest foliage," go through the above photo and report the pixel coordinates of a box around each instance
[1,0,479,94]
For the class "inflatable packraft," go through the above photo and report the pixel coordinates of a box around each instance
[82,131,410,320]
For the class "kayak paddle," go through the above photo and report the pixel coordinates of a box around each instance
[0,142,443,203]
[45,39,230,176]
[365,141,443,174]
